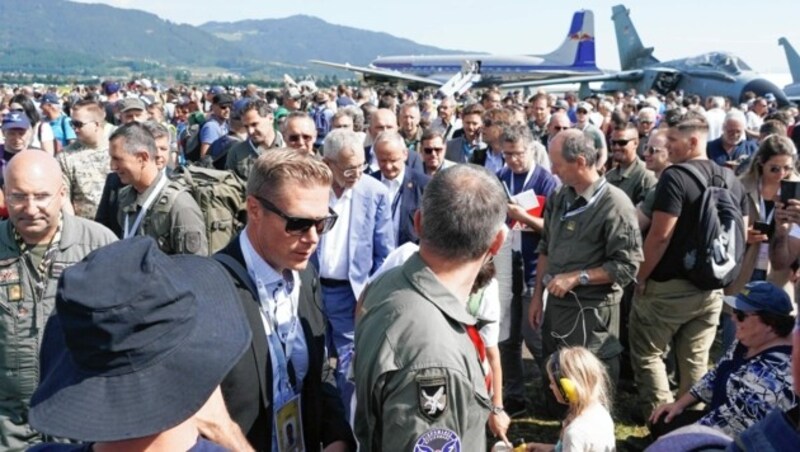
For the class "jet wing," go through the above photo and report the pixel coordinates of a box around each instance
[310,60,443,86]
[500,70,646,89]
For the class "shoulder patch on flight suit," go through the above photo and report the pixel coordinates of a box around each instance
[417,375,447,420]
[0,265,19,283]
[414,428,461,452]
[182,231,203,254]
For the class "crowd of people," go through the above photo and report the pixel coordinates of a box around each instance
[0,77,800,451]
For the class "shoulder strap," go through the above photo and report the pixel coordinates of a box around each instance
[213,253,258,300]
[669,162,709,190]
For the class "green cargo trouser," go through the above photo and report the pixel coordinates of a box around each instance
[629,278,722,418]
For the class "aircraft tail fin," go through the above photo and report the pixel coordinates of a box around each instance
[611,4,659,71]
[543,10,597,69]
[779,37,800,83]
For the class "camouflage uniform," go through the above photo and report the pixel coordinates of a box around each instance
[0,215,116,450]
[224,133,284,180]
[57,140,111,220]
[117,172,208,256]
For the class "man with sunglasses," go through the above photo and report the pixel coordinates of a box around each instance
[317,128,395,416]
[420,128,455,177]
[199,93,233,160]
[635,107,658,158]
[211,148,355,451]
[637,130,671,232]
[606,123,657,205]
[282,112,317,155]
[57,99,111,220]
[0,150,116,449]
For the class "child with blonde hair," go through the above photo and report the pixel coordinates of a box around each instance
[526,346,616,452]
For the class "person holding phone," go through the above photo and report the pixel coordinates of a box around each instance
[726,134,798,351]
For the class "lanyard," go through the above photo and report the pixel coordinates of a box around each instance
[561,179,608,220]
[241,239,300,397]
[123,174,169,239]
[391,183,403,219]
[758,181,776,224]
[508,169,534,196]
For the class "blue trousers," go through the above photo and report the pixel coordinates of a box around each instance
[322,283,357,419]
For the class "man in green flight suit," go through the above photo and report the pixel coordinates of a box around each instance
[354,164,508,451]
[0,150,117,450]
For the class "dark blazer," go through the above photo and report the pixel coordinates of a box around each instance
[365,145,424,173]
[215,236,355,452]
[445,136,488,164]
[369,169,430,246]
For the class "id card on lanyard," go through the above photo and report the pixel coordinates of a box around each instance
[241,245,305,451]
[123,175,169,239]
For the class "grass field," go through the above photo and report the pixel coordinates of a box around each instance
[487,358,652,451]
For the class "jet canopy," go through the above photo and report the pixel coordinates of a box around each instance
[685,52,752,74]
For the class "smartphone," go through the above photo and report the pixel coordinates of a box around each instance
[780,180,800,205]
[753,221,771,234]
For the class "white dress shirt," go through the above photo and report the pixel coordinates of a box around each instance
[319,188,353,280]
[382,169,404,240]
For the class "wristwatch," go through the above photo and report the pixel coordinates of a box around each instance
[490,405,505,415]
[578,270,590,286]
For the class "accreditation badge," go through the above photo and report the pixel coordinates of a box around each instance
[275,395,304,452]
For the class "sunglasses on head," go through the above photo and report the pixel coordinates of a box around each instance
[254,196,338,236]
[422,147,444,155]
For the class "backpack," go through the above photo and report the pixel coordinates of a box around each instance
[180,112,207,163]
[671,163,745,290]
[312,105,331,146]
[166,165,247,254]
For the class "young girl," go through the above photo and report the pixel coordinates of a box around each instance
[526,346,616,452]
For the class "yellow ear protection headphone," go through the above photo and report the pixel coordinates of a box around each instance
[551,351,578,404]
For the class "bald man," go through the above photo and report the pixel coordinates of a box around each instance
[365,108,424,174]
[0,150,117,449]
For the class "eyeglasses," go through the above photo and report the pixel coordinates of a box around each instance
[422,147,444,155]
[645,146,665,155]
[610,139,634,147]
[254,196,338,236]
[287,134,314,143]
[70,120,96,130]
[217,105,232,110]
[639,120,654,125]
[732,308,754,322]
[7,187,61,209]
[338,161,368,178]
[767,165,794,174]
[577,109,588,114]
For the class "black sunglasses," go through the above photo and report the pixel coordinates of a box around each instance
[610,139,633,147]
[422,147,444,155]
[732,308,753,322]
[288,134,314,142]
[254,196,338,236]
[70,120,95,130]
[645,146,665,155]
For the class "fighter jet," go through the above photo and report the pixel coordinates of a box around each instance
[505,4,791,106]
[778,37,800,101]
[311,10,601,97]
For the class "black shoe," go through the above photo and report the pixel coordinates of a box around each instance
[503,398,528,418]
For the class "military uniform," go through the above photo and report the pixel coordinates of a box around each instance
[117,172,208,256]
[537,177,642,363]
[354,253,490,452]
[57,140,111,220]
[224,133,284,180]
[0,215,116,450]
[606,157,657,205]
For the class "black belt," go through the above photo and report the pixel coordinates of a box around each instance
[320,277,349,287]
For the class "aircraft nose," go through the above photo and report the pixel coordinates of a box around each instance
[741,79,791,106]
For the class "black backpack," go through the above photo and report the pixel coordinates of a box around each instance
[671,163,745,290]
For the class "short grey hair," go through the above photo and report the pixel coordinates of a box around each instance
[637,107,656,121]
[559,129,599,167]
[335,105,365,131]
[141,120,170,140]
[710,96,726,109]
[109,122,157,158]
[323,129,365,161]
[724,110,747,127]
[373,130,406,151]
[420,165,507,261]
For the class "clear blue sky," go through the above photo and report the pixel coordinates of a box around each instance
[73,0,799,73]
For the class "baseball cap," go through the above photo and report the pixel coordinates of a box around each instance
[576,101,593,112]
[103,81,120,95]
[554,99,569,110]
[724,281,792,316]
[40,93,61,105]
[117,97,146,113]
[208,85,225,95]
[2,111,31,130]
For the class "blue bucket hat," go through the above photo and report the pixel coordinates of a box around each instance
[29,237,251,442]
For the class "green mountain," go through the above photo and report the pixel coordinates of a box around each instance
[0,0,461,79]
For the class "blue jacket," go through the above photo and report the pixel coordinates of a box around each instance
[498,164,560,287]
[369,169,430,246]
